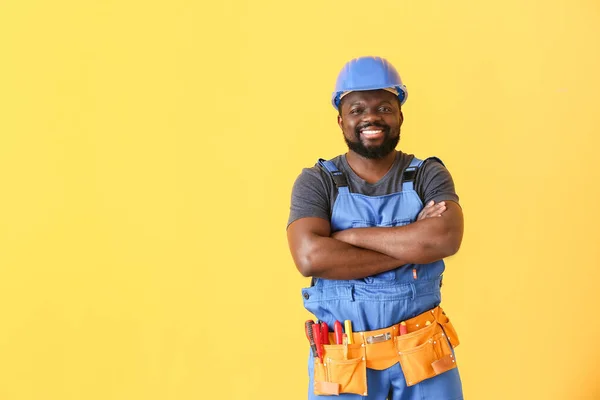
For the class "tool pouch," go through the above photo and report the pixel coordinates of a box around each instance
[313,344,368,396]
[394,309,460,386]
[310,306,459,395]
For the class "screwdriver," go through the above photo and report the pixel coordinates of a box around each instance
[305,320,318,357]
[312,323,324,363]
[344,320,354,344]
[399,321,408,335]
[334,321,343,344]
[320,322,330,345]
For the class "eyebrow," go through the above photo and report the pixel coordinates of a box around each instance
[348,100,394,107]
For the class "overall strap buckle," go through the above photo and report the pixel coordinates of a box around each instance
[318,158,348,188]
[401,156,423,191]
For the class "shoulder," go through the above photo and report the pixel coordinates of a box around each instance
[407,154,445,169]
[396,152,450,184]
[296,155,343,180]
[417,156,452,179]
[414,155,455,190]
[319,155,346,174]
[292,155,344,194]
[288,156,343,227]
[413,155,459,204]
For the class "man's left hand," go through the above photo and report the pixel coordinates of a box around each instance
[417,200,447,220]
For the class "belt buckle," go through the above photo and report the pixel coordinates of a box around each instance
[366,332,391,344]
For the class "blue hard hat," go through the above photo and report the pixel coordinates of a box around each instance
[332,56,408,109]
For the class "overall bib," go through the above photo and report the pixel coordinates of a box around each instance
[302,156,463,400]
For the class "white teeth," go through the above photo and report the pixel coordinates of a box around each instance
[362,130,382,135]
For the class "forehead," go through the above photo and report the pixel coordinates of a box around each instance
[340,89,398,108]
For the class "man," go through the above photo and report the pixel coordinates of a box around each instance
[286,56,464,400]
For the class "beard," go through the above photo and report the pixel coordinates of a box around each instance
[344,122,400,159]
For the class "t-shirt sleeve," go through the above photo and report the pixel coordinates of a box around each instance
[415,158,460,206]
[287,167,332,228]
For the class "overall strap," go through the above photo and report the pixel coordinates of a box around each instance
[401,157,423,192]
[318,158,350,194]
[401,156,445,192]
[311,158,350,288]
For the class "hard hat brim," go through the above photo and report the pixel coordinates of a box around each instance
[332,85,408,109]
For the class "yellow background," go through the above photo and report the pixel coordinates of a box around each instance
[1,0,599,399]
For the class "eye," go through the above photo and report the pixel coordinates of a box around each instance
[349,107,363,115]
[378,106,393,113]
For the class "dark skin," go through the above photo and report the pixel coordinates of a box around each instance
[338,90,404,182]
[287,90,464,279]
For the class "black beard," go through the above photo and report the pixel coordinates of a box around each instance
[344,124,400,159]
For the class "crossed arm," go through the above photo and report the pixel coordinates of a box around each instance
[286,201,464,280]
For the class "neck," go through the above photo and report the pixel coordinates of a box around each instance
[346,150,398,184]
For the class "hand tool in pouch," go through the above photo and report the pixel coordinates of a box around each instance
[320,322,330,345]
[305,320,318,357]
[312,323,324,363]
[344,320,354,344]
[342,334,349,360]
[400,321,408,335]
[334,321,343,344]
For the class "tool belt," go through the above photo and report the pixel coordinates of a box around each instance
[312,306,460,396]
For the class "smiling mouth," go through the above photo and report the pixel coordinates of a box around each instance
[360,128,385,139]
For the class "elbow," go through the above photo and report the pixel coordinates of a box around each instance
[451,237,463,255]
[298,267,313,278]
[295,251,319,278]
[440,232,463,258]
[423,232,462,261]
[296,260,313,278]
[289,232,329,278]
[444,241,461,258]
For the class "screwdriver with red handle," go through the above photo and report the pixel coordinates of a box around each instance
[320,322,330,345]
[312,323,323,363]
[334,321,343,344]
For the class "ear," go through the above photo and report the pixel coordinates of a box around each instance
[337,114,343,130]
[399,110,404,127]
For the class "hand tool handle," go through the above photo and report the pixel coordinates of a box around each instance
[305,320,318,356]
[334,321,343,345]
[312,323,323,363]
[320,322,330,345]
[399,321,408,335]
[344,320,354,344]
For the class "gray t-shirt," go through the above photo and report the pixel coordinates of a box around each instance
[287,151,459,227]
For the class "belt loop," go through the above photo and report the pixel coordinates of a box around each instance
[409,283,416,300]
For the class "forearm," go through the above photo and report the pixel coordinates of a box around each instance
[335,204,463,263]
[290,234,408,280]
[343,223,455,263]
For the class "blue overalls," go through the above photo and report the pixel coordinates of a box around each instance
[302,157,463,400]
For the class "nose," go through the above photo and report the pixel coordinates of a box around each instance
[361,109,383,124]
